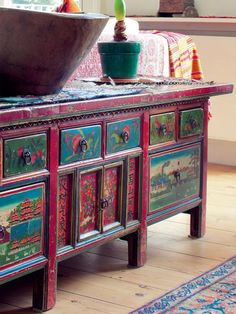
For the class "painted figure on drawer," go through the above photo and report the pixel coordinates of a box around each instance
[61,125,101,165]
[150,113,175,145]
[180,109,203,138]
[0,185,44,267]
[150,146,200,212]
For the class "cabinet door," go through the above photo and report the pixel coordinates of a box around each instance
[149,145,201,213]
[78,168,102,240]
[103,162,123,231]
[0,183,45,268]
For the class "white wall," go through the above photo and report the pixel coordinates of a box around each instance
[101,0,236,17]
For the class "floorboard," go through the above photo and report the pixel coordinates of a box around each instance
[0,163,235,313]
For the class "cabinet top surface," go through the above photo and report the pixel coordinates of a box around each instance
[0,79,233,126]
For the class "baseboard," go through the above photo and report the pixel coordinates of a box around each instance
[208,139,236,166]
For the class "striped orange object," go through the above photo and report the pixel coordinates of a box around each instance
[153,31,203,80]
[153,31,212,118]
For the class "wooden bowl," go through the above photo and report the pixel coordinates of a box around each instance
[0,7,108,96]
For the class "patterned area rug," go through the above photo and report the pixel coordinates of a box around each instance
[131,255,236,314]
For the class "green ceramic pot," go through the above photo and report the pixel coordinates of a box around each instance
[98,41,141,79]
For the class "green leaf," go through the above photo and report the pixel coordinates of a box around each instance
[114,0,126,21]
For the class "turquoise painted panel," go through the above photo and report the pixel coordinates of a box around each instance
[150,112,175,145]
[180,108,203,138]
[4,134,47,177]
[0,184,44,267]
[106,118,140,154]
[149,146,200,213]
[60,125,101,165]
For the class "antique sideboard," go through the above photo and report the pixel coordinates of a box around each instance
[0,80,233,311]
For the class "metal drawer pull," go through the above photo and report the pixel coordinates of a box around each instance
[79,139,88,153]
[158,123,167,136]
[189,118,198,129]
[121,130,130,143]
[100,198,109,209]
[0,225,5,241]
[22,148,32,165]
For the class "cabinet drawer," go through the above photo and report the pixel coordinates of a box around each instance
[60,125,101,165]
[4,134,47,178]
[0,183,45,268]
[150,112,175,145]
[149,145,200,213]
[106,118,140,154]
[180,108,203,138]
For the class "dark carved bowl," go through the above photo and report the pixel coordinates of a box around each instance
[0,7,108,96]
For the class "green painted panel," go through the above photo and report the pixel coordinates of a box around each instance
[60,125,101,165]
[0,184,44,267]
[150,112,175,145]
[180,108,203,138]
[4,134,47,177]
[149,145,201,213]
[106,118,140,154]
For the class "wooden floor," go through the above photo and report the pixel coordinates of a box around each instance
[0,163,235,314]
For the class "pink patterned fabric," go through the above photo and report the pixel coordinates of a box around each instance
[69,31,170,81]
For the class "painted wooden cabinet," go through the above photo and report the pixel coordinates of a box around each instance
[0,80,233,311]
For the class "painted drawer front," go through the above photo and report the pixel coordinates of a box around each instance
[60,125,101,165]
[106,118,140,154]
[150,112,175,145]
[0,183,44,268]
[4,134,47,177]
[180,108,203,138]
[149,145,200,213]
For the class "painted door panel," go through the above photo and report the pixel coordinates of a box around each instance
[103,164,123,231]
[79,169,102,240]
[149,145,201,213]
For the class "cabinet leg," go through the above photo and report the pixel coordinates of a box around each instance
[33,266,57,312]
[126,228,147,267]
[189,205,206,238]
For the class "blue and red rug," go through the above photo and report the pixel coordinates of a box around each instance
[131,255,236,314]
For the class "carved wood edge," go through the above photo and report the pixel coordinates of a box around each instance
[0,98,206,132]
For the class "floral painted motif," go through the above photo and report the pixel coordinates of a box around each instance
[4,134,47,177]
[127,158,139,222]
[79,172,99,236]
[107,118,140,154]
[103,166,120,227]
[61,125,101,165]
[58,175,72,248]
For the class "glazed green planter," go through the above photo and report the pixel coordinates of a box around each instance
[98,41,141,79]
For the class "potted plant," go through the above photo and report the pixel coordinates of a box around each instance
[98,0,141,81]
